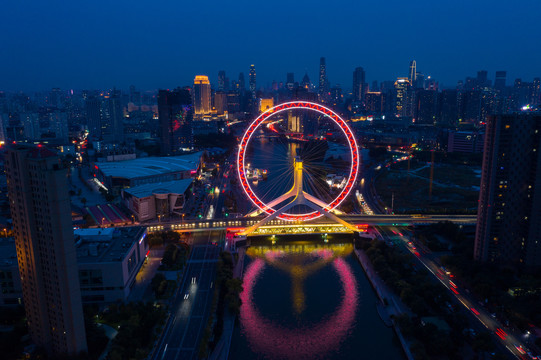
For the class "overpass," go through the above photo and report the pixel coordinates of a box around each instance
[144,214,477,235]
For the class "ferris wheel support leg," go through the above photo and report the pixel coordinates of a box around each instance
[302,192,344,215]
[246,190,296,217]
[242,199,299,235]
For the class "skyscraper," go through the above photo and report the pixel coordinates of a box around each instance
[107,89,124,143]
[352,67,366,102]
[494,71,507,92]
[249,65,256,97]
[318,57,328,102]
[477,70,489,88]
[301,72,311,89]
[218,71,226,91]
[409,60,417,85]
[394,77,411,117]
[238,72,246,90]
[85,95,102,139]
[5,145,88,356]
[193,75,211,117]
[158,88,193,155]
[286,72,295,90]
[475,113,541,268]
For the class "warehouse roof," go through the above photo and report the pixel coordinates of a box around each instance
[123,179,193,199]
[95,152,202,179]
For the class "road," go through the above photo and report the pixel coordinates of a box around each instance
[152,230,223,360]
[378,225,536,360]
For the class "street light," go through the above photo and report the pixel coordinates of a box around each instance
[101,217,105,227]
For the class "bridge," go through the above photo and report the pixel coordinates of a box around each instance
[145,214,476,234]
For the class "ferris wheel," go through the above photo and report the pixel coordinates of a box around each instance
[237,101,360,223]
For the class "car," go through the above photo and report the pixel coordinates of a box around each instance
[183,293,190,300]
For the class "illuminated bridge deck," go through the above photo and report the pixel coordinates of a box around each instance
[145,214,477,234]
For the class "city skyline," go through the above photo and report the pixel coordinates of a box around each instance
[1,0,541,91]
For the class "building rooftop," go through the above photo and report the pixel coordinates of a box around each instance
[75,227,146,263]
[123,179,193,199]
[95,151,203,180]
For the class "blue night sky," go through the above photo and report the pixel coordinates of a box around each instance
[1,0,540,92]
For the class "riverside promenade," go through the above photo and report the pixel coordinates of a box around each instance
[354,248,415,360]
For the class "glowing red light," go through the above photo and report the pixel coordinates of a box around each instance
[471,307,480,315]
[450,287,459,295]
[237,101,360,221]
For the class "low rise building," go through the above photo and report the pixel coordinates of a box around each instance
[0,227,149,305]
[122,179,192,221]
[93,151,202,193]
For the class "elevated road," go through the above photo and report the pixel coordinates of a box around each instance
[143,214,477,234]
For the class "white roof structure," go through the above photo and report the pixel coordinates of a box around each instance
[123,179,193,199]
[96,152,202,179]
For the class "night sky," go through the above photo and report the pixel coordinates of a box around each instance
[1,0,540,91]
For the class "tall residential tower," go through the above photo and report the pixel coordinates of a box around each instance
[475,113,541,268]
[5,145,88,356]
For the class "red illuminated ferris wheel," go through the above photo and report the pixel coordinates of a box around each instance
[237,101,360,222]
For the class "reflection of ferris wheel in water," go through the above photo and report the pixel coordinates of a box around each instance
[237,102,360,222]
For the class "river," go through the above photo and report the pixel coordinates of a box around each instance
[229,237,405,360]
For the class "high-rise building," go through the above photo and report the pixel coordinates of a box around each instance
[475,113,541,268]
[49,88,62,108]
[85,96,102,139]
[494,71,507,92]
[107,89,124,143]
[238,72,246,90]
[330,85,342,106]
[286,73,295,91]
[214,91,227,115]
[5,145,88,356]
[477,70,489,88]
[414,89,437,125]
[218,71,226,91]
[352,67,366,102]
[461,90,482,124]
[365,92,385,114]
[249,65,256,96]
[158,88,193,155]
[193,75,211,117]
[318,57,328,102]
[394,77,411,117]
[409,60,417,85]
[301,73,311,89]
[438,90,459,127]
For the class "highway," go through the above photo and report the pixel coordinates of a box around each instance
[378,226,536,360]
[152,230,223,360]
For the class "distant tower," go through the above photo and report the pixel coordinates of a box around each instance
[301,72,311,89]
[107,89,124,143]
[286,72,295,90]
[238,72,246,90]
[85,95,102,139]
[158,88,193,154]
[218,70,226,91]
[318,57,328,102]
[494,71,507,92]
[394,77,411,117]
[249,65,256,97]
[5,145,88,357]
[409,60,417,85]
[352,67,366,102]
[193,75,211,117]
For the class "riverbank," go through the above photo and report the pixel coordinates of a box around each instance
[209,248,246,360]
[353,247,415,360]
